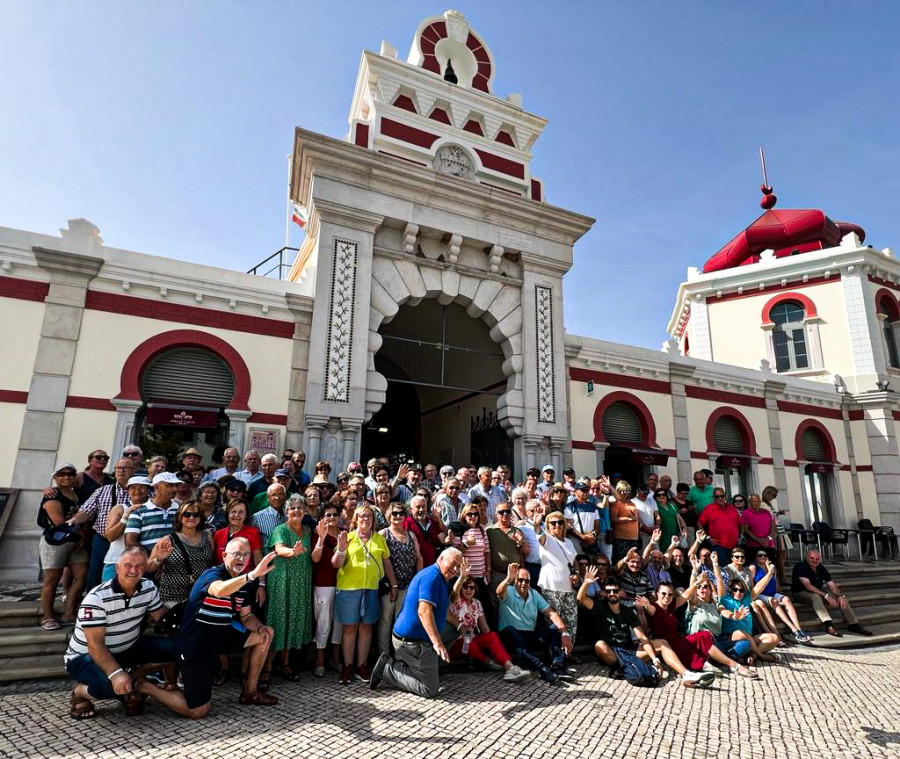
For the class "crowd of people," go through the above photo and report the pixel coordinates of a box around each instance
[36,445,873,719]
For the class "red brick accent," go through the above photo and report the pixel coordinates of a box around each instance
[116,329,252,410]
[0,275,49,302]
[847,409,865,421]
[85,291,293,338]
[248,412,288,425]
[571,440,594,451]
[705,407,758,456]
[591,391,659,447]
[777,400,842,420]
[429,108,451,125]
[856,465,874,472]
[380,118,439,149]
[66,396,116,411]
[569,367,671,395]
[474,149,525,179]
[463,119,485,136]
[684,385,766,408]
[0,389,28,404]
[392,95,417,113]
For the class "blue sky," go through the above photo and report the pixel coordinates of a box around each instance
[2,2,898,348]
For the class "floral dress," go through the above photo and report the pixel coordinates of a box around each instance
[266,523,312,651]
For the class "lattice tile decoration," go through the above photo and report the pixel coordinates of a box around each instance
[535,284,556,423]
[324,239,358,402]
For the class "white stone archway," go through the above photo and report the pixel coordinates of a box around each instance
[364,255,525,439]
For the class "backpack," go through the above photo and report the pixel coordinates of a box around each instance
[613,646,660,687]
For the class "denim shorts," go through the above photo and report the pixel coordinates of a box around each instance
[65,635,177,700]
[334,588,380,625]
[714,632,751,659]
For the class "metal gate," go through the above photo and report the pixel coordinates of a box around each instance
[470,408,513,468]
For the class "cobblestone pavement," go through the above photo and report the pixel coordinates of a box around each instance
[1,645,899,759]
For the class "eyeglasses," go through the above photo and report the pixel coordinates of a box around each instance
[496,509,511,516]
[604,587,620,594]
[56,471,77,477]
[447,486,460,491]
[733,500,745,505]
[181,512,200,518]
[547,520,565,526]
[515,578,531,585]
[226,551,251,559]
[756,553,769,559]
[323,513,339,519]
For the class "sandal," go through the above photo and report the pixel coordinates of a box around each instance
[257,669,272,692]
[213,668,230,687]
[70,687,96,720]
[239,689,278,706]
[730,664,759,679]
[42,619,61,631]
[277,664,300,681]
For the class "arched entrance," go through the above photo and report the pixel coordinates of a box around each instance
[705,407,758,499]
[593,392,668,488]
[361,300,511,468]
[796,421,839,525]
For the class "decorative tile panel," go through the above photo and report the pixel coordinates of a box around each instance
[324,239,358,402]
[535,284,556,423]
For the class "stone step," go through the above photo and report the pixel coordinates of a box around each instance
[0,625,70,657]
[795,605,900,629]
[0,600,64,628]
[807,620,900,649]
[0,654,65,683]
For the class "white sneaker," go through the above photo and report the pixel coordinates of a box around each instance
[701,661,720,676]
[503,664,531,682]
[682,671,714,688]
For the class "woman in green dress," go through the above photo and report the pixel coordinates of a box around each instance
[265,496,312,680]
[656,488,686,550]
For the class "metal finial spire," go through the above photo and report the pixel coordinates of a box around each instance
[759,146,777,209]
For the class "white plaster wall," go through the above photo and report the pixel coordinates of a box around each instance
[68,310,294,414]
[0,404,25,486]
[857,471,880,523]
[572,448,594,476]
[56,408,118,470]
[0,298,43,390]
[848,420,872,467]
[706,281,850,376]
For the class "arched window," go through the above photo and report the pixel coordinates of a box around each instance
[712,416,744,453]
[800,427,827,462]
[877,295,900,369]
[771,300,809,372]
[601,402,643,444]
[141,347,235,406]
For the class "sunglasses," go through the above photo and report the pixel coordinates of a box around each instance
[732,554,745,559]
[92,455,110,461]
[323,513,339,519]
[461,584,476,590]
[181,512,200,518]
[756,553,769,559]
[447,486,460,491]
[391,511,406,517]
[730,587,745,594]
[548,520,565,526]
[714,495,727,499]
[465,513,479,518]
[515,578,531,585]
[56,471,77,477]
[124,451,142,457]
[733,500,745,505]
[496,509,511,515]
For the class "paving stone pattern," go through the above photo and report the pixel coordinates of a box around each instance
[1,645,898,759]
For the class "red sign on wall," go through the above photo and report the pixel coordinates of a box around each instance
[146,406,219,429]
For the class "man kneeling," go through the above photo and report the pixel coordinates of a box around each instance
[495,563,573,683]
[66,547,176,719]
[137,538,279,718]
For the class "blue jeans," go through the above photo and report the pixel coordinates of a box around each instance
[86,534,110,592]
[499,624,563,672]
[66,636,176,700]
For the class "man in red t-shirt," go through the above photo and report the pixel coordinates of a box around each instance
[403,495,448,566]
[698,488,742,565]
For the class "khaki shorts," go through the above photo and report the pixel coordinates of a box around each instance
[39,537,88,570]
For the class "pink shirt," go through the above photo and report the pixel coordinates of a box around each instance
[741,507,774,547]
[452,527,489,579]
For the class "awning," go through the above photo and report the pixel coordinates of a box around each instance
[805,462,835,474]
[717,454,751,469]
[146,401,220,429]
[622,445,670,466]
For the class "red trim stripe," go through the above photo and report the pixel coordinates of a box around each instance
[380,118,439,149]
[572,441,594,450]
[569,367,671,395]
[473,149,525,179]
[777,400,842,419]
[66,396,116,411]
[869,274,900,293]
[0,275,50,302]
[685,386,766,408]
[708,275,835,304]
[85,291,294,339]
[0,389,28,404]
[247,412,288,425]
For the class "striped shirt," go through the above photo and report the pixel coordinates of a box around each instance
[64,577,162,663]
[124,501,176,550]
[177,564,251,659]
[252,506,285,545]
[77,483,129,536]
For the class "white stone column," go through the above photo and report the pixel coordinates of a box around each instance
[854,391,900,531]
[110,398,144,464]
[340,424,359,474]
[841,266,884,380]
[763,379,789,502]
[748,456,761,496]
[689,295,712,361]
[225,409,252,452]
[284,294,313,451]
[594,441,609,476]
[668,362,696,484]
[305,417,327,471]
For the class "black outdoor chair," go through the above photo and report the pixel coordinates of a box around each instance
[857,519,879,558]
[875,526,899,560]
[791,522,821,556]
[812,521,850,560]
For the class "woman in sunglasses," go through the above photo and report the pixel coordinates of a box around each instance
[451,503,492,605]
[446,560,530,682]
[310,505,344,677]
[371,482,393,530]
[377,504,423,656]
[751,549,810,644]
[537,510,580,651]
[716,562,783,664]
[149,499,215,607]
[75,450,114,503]
[655,489,686,551]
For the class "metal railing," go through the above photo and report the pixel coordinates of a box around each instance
[246,247,299,280]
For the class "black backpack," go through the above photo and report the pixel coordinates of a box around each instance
[613,646,660,687]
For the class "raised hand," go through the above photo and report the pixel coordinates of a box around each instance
[696,529,707,542]
[583,565,599,583]
[670,536,680,548]
[397,463,410,480]
[507,562,520,582]
[458,557,470,580]
[251,551,279,580]
[291,539,306,556]
[150,536,174,564]
[337,530,349,552]
[627,547,639,560]
[635,595,652,610]
[711,551,719,566]
[690,554,700,570]
[316,519,328,538]
[651,528,662,544]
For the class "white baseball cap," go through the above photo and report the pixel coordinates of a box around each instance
[151,472,181,486]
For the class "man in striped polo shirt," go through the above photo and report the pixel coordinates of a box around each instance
[124,471,180,553]
[135,537,281,717]
[65,546,175,719]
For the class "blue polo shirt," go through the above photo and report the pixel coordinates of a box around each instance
[719,594,753,636]
[498,586,549,632]
[393,563,450,641]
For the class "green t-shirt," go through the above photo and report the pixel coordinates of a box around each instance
[592,602,640,647]
[688,485,715,514]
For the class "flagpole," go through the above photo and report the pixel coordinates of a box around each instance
[285,154,293,249]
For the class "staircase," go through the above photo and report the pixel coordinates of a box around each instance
[0,561,898,682]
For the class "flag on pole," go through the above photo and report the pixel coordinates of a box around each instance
[291,202,308,229]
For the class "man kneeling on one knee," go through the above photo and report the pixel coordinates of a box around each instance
[495,562,573,684]
[137,538,281,718]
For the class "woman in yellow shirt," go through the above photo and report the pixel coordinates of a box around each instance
[333,504,397,684]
